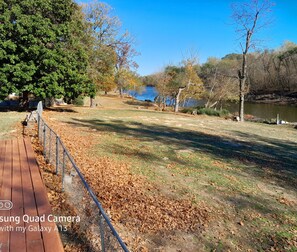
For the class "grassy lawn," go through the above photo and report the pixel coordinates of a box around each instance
[0,112,26,139]
[44,96,297,251]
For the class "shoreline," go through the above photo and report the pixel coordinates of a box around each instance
[246,92,297,105]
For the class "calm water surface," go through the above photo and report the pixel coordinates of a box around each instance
[131,86,297,122]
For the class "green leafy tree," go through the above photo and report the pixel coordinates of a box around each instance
[83,1,140,103]
[0,0,92,105]
[83,1,119,106]
[115,67,142,95]
[154,57,203,112]
[201,57,238,109]
[163,58,203,112]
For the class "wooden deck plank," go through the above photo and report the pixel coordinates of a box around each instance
[19,138,45,252]
[24,138,64,252]
[0,140,12,252]
[0,138,64,252]
[0,140,5,196]
[10,139,26,251]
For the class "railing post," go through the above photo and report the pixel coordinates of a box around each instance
[99,212,105,252]
[62,149,65,192]
[43,125,47,158]
[37,113,40,138]
[56,136,59,174]
[48,129,52,163]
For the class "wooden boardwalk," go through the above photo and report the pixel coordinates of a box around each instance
[0,138,64,252]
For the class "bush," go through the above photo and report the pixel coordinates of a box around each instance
[181,107,229,117]
[181,107,195,114]
[197,107,229,117]
[73,96,84,106]
[263,118,277,124]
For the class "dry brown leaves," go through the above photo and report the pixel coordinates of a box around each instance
[26,111,210,251]
[26,127,86,252]
[277,197,296,207]
[43,111,209,233]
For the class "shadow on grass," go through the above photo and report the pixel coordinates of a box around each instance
[220,188,297,251]
[62,117,297,251]
[124,100,155,106]
[67,118,297,189]
[45,107,78,113]
[101,142,186,167]
[0,107,35,112]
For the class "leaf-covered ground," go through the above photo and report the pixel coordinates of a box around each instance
[30,96,297,251]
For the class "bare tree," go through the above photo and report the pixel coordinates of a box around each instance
[232,0,274,121]
[201,57,238,109]
[115,34,139,97]
[83,1,120,107]
[83,1,139,104]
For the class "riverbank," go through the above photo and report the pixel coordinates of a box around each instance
[130,86,297,122]
[245,92,297,105]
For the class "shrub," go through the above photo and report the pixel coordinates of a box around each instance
[181,107,195,114]
[197,108,229,117]
[181,107,229,117]
[263,118,277,124]
[73,96,84,106]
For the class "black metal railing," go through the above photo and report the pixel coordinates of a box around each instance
[35,101,129,252]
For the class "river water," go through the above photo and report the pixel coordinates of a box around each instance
[130,86,297,122]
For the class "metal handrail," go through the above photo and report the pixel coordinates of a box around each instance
[36,101,129,252]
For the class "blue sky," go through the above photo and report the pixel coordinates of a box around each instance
[78,0,297,76]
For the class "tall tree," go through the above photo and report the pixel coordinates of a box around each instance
[231,0,274,121]
[115,38,140,97]
[0,0,92,105]
[154,71,172,110]
[201,57,238,109]
[155,56,203,113]
[83,1,119,106]
[174,57,203,112]
[83,1,140,104]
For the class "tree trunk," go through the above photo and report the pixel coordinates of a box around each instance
[90,97,96,108]
[238,30,250,122]
[239,77,246,122]
[236,6,260,122]
[21,91,29,109]
[51,97,56,107]
[206,101,218,109]
[174,87,185,113]
[119,87,123,98]
[44,97,56,107]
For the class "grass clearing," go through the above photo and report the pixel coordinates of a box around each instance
[0,111,26,139]
[43,96,297,251]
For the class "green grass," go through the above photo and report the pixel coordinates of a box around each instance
[48,104,297,251]
[0,112,26,139]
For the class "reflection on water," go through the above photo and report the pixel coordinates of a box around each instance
[131,86,297,122]
[129,86,158,102]
[226,102,297,122]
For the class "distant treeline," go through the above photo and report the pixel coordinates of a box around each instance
[142,41,297,109]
